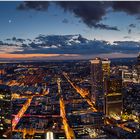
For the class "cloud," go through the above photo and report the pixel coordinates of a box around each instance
[128,29,131,34]
[5,38,11,41]
[17,1,140,29]
[0,41,4,45]
[129,23,136,28]
[137,16,140,20]
[17,1,49,11]
[112,1,140,15]
[123,36,131,39]
[62,18,69,24]
[0,45,23,54]
[93,23,119,31]
[12,37,25,43]
[0,53,137,60]
[56,1,109,24]
[56,1,119,30]
[127,23,136,35]
[0,34,140,55]
[17,1,119,31]
[0,40,18,46]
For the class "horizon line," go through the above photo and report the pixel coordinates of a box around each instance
[0,53,138,60]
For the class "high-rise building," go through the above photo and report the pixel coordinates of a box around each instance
[137,53,140,81]
[102,59,111,80]
[0,84,11,138]
[90,58,103,103]
[104,76,123,117]
[90,58,110,111]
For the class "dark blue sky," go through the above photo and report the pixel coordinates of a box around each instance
[0,1,140,58]
[0,1,86,40]
[0,1,139,42]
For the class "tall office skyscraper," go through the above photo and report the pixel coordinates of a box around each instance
[137,53,140,81]
[90,58,103,102]
[90,58,110,111]
[104,76,123,117]
[102,59,111,80]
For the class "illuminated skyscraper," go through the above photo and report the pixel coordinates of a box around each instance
[104,76,123,117]
[90,58,103,103]
[102,59,111,80]
[0,85,11,138]
[90,58,110,111]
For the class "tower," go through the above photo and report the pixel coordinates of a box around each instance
[90,58,103,103]
[137,53,140,82]
[104,76,123,117]
[90,58,110,111]
[102,58,111,80]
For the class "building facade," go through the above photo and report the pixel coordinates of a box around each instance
[104,76,123,117]
[102,59,111,80]
[90,58,103,106]
[90,58,110,111]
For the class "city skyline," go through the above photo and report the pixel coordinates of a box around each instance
[0,2,140,138]
[0,55,140,139]
[0,1,140,59]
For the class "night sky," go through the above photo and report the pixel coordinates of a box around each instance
[0,1,140,59]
